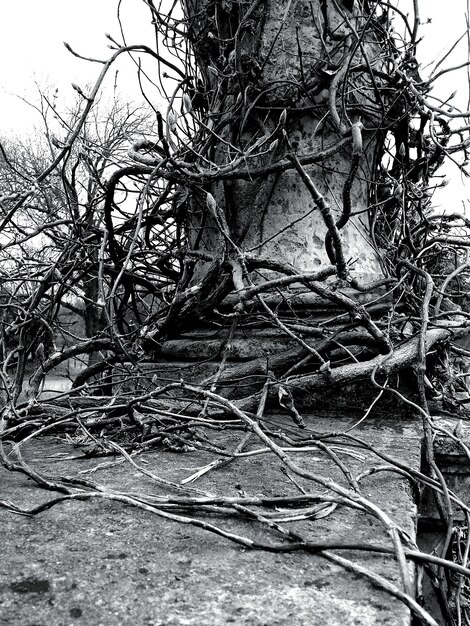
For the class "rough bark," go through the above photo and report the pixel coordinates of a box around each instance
[183,0,387,279]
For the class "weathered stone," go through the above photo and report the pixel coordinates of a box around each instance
[0,414,423,625]
[421,416,470,523]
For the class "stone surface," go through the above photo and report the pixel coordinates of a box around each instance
[420,415,470,524]
[0,414,423,625]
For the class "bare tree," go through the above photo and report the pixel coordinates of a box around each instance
[0,90,156,398]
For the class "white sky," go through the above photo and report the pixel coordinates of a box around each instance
[407,0,470,210]
[0,0,159,136]
[0,0,469,207]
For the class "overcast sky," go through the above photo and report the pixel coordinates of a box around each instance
[0,0,157,135]
[0,0,469,206]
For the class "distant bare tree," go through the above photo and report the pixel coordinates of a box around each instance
[0,90,156,398]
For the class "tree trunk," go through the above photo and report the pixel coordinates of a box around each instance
[184,0,386,282]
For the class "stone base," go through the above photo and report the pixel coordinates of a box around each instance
[1,414,423,625]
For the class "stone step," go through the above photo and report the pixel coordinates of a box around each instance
[0,414,425,625]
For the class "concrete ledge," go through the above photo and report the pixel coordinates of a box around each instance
[420,415,470,523]
[0,415,425,625]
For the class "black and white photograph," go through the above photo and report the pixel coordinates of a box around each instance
[1,1,470,624]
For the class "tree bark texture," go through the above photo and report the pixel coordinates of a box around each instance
[183,0,387,278]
